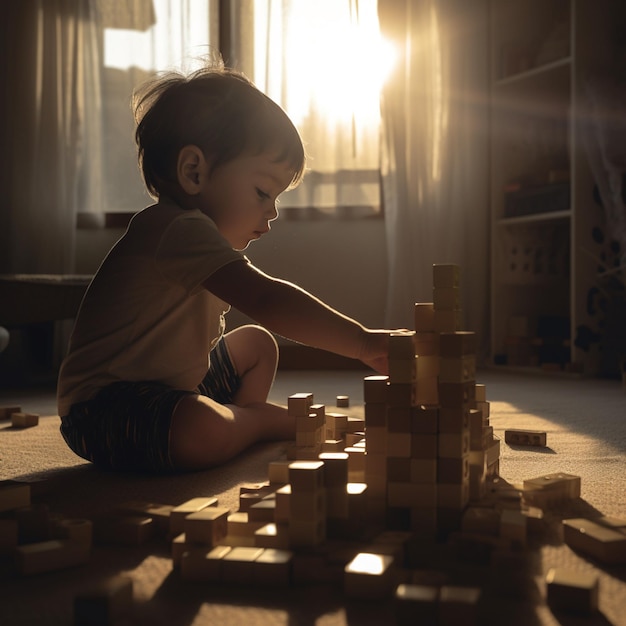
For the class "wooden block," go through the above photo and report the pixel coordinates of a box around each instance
[319,452,349,487]
[411,433,438,459]
[414,302,435,332]
[500,509,527,546]
[287,393,314,417]
[410,458,437,484]
[325,412,348,438]
[468,409,483,450]
[433,264,460,288]
[289,489,326,520]
[387,406,412,432]
[474,384,486,402]
[505,429,547,447]
[437,456,469,484]
[346,416,365,432]
[416,355,439,379]
[183,507,229,545]
[345,446,366,482]
[252,548,293,586]
[433,309,462,333]
[180,545,231,581]
[221,546,265,583]
[411,406,439,434]
[0,480,31,513]
[438,407,469,433]
[288,518,325,548]
[344,552,396,599]
[562,518,626,564]
[388,482,437,509]
[414,377,439,406]
[437,481,470,510]
[335,395,350,408]
[414,331,439,356]
[439,331,476,357]
[546,567,599,614]
[387,432,412,457]
[433,287,461,311]
[387,457,412,482]
[439,356,476,383]
[11,412,39,428]
[227,511,265,537]
[363,375,389,403]
[389,357,417,384]
[254,523,289,549]
[289,461,324,492]
[523,473,581,506]
[389,331,416,358]
[387,383,414,407]
[364,402,387,427]
[438,431,469,458]
[0,405,21,419]
[16,539,89,575]
[170,497,218,535]
[116,501,174,535]
[73,575,133,626]
[438,381,476,408]
[438,585,481,626]
[267,460,291,485]
[94,514,152,545]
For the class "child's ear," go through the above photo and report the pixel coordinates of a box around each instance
[177,145,207,194]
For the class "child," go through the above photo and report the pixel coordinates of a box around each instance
[57,64,396,473]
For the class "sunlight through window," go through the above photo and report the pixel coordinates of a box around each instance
[103,0,211,72]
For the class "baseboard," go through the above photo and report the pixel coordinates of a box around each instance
[277,345,367,370]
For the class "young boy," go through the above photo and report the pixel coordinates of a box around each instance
[57,65,396,473]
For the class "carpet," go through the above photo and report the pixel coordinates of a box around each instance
[0,369,625,625]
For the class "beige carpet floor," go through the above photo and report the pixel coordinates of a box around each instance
[0,369,625,625]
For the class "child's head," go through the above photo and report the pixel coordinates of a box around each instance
[133,64,306,199]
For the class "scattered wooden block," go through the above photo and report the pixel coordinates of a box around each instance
[562,517,626,564]
[169,497,218,535]
[11,412,39,428]
[93,513,152,545]
[546,567,599,614]
[183,507,230,545]
[0,405,21,420]
[504,429,547,447]
[15,539,89,575]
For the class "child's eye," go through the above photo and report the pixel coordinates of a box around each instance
[256,188,270,200]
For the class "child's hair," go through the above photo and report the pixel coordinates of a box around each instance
[132,64,306,198]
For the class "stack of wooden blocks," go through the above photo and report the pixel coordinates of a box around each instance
[363,263,500,535]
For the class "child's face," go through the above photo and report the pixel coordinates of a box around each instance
[198,152,295,250]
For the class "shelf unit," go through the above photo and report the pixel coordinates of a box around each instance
[489,0,611,374]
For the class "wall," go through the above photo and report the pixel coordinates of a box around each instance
[76,215,389,343]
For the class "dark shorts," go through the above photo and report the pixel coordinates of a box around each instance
[59,339,240,473]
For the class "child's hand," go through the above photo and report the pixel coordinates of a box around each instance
[359,328,413,374]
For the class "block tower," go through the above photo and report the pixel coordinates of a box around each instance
[364,264,499,535]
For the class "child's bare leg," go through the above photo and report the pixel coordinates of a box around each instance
[169,325,295,470]
[223,325,280,406]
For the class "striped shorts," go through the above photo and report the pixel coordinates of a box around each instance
[59,339,240,473]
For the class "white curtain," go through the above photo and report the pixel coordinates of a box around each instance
[0,0,102,274]
[378,0,490,359]
[227,0,384,213]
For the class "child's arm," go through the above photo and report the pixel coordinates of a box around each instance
[203,259,392,373]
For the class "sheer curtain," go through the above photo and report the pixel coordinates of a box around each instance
[225,0,384,214]
[0,0,216,274]
[0,0,102,274]
[378,0,490,357]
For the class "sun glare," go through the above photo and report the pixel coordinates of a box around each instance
[256,0,395,126]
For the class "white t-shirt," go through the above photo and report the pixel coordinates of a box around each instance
[57,200,244,416]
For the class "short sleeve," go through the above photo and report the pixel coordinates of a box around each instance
[155,213,244,292]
